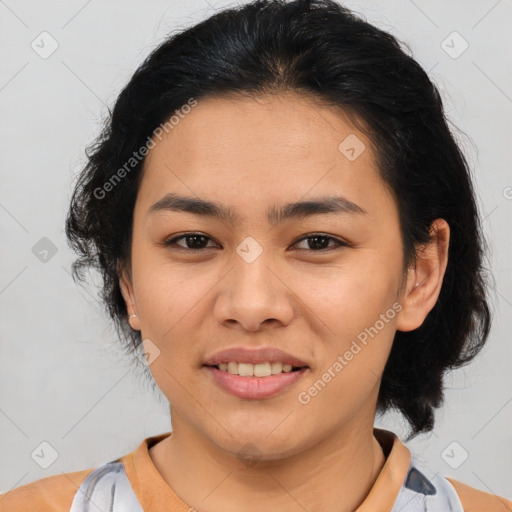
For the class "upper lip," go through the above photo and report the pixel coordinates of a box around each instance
[203,347,309,367]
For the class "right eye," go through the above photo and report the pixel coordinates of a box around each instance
[161,233,220,252]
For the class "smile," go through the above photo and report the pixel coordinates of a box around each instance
[204,364,309,399]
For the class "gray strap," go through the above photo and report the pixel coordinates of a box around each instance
[68,461,144,512]
[390,460,464,511]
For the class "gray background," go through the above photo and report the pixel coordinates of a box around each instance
[1,0,511,500]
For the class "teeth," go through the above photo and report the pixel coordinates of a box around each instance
[271,361,282,374]
[216,361,300,376]
[254,362,271,377]
[238,362,254,376]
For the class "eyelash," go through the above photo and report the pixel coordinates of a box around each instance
[161,232,349,253]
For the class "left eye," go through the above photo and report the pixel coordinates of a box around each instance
[162,233,347,252]
[292,234,347,252]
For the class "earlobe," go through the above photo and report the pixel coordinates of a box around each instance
[118,265,141,331]
[396,219,450,332]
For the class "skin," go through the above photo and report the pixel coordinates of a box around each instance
[119,92,449,512]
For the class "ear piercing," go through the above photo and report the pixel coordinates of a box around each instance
[128,314,139,330]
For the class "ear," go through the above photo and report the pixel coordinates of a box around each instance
[118,262,141,331]
[396,218,450,332]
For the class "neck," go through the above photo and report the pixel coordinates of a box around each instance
[150,414,386,512]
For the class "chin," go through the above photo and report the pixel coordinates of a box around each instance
[208,427,305,463]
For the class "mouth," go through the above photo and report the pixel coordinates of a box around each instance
[205,361,306,377]
[203,347,310,399]
[203,354,309,399]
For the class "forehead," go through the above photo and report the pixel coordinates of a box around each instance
[145,92,370,167]
[136,92,393,221]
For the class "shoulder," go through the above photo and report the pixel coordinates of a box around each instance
[447,477,512,512]
[0,467,93,511]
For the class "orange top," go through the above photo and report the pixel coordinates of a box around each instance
[1,428,510,511]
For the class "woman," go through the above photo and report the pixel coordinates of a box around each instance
[2,0,510,510]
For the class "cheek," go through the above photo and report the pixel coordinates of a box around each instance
[290,254,401,331]
[295,300,398,424]
[296,339,391,429]
[132,253,210,335]
[289,256,400,398]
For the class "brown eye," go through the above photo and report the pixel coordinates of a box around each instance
[292,234,347,252]
[163,233,218,251]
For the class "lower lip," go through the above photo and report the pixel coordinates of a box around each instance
[204,366,308,399]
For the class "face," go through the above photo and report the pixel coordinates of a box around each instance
[120,92,410,460]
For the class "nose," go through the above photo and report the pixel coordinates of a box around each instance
[214,253,295,332]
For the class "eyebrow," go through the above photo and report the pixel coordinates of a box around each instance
[147,192,367,224]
